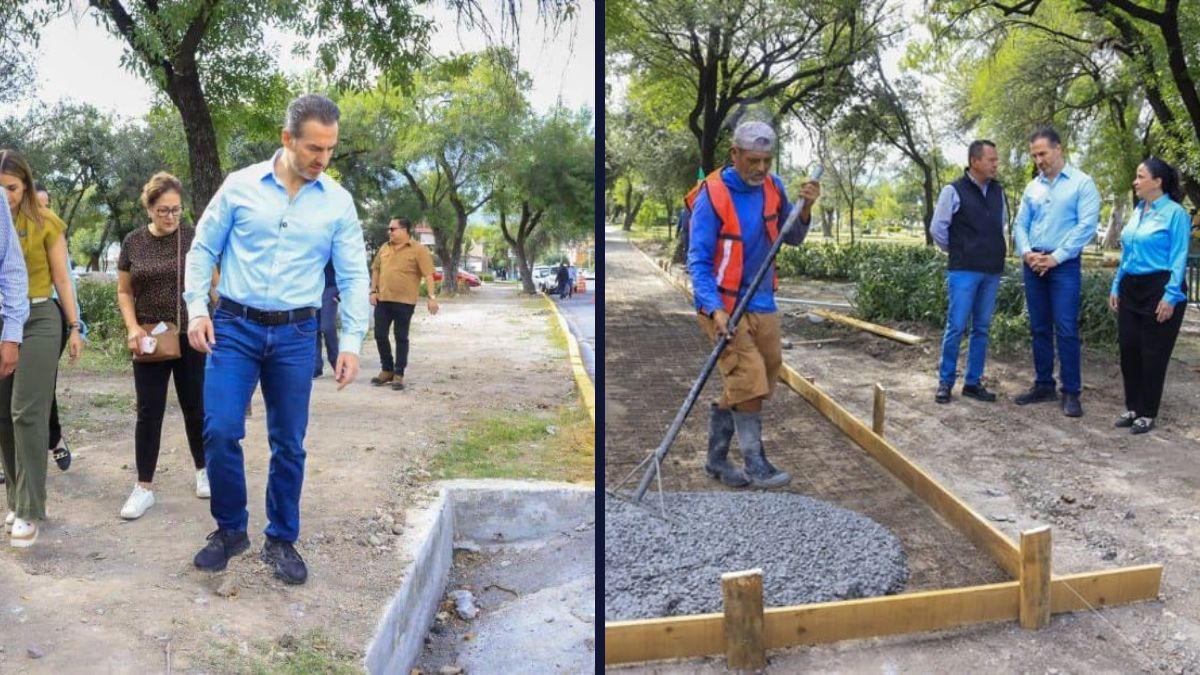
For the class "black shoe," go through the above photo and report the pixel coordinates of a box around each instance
[935,383,952,404]
[1114,411,1136,428]
[1062,393,1083,418]
[193,529,250,572]
[1131,417,1154,434]
[1014,385,1057,405]
[51,438,71,471]
[262,536,308,585]
[961,384,996,403]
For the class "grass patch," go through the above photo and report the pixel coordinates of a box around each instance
[90,392,135,412]
[71,344,133,375]
[545,306,569,355]
[431,404,594,483]
[205,631,360,675]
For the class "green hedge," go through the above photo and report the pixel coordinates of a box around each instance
[76,279,127,357]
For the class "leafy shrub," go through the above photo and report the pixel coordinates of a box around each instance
[481,273,495,282]
[76,279,127,356]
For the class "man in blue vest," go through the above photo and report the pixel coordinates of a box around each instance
[687,120,820,489]
[1012,127,1101,417]
[931,140,1007,404]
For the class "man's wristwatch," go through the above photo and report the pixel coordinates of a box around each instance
[68,321,81,332]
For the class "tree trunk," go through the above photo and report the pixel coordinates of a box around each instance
[1103,198,1129,250]
[821,209,834,238]
[165,71,223,217]
[622,187,644,232]
[921,164,935,246]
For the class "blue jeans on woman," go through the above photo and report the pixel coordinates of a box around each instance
[938,270,1002,387]
[1022,256,1082,394]
[204,304,317,543]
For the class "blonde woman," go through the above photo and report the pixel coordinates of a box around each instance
[0,149,83,548]
[116,173,209,519]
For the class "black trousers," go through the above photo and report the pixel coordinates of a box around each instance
[375,301,416,375]
[132,336,206,483]
[1118,272,1187,418]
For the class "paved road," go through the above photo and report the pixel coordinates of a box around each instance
[554,287,595,381]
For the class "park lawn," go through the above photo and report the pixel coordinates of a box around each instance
[430,403,594,483]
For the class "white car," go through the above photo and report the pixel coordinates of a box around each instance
[533,266,555,292]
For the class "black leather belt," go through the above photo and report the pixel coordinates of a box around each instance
[217,298,317,326]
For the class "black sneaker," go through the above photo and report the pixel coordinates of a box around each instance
[1130,417,1154,434]
[262,536,308,585]
[51,437,71,471]
[1114,411,1137,428]
[1062,393,1083,418]
[962,384,997,402]
[935,383,952,404]
[193,529,250,572]
[1014,385,1057,405]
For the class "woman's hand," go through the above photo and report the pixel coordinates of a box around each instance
[1108,294,1119,313]
[68,329,84,364]
[127,326,148,355]
[1155,299,1175,323]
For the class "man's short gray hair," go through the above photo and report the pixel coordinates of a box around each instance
[284,94,340,138]
[732,121,776,152]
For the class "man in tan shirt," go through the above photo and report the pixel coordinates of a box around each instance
[369,217,439,389]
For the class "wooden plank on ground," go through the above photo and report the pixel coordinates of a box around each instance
[811,309,925,344]
[1050,565,1163,612]
[605,612,724,665]
[778,365,1022,578]
[1019,526,1052,629]
[722,569,766,670]
[763,582,1020,648]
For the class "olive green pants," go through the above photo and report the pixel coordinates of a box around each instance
[0,301,62,520]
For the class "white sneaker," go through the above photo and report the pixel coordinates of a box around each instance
[195,469,211,499]
[10,517,37,548]
[120,485,156,520]
[4,511,14,533]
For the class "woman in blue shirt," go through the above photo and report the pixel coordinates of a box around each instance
[1108,157,1191,434]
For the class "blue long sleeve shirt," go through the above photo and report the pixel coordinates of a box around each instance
[687,167,808,315]
[1012,164,1101,264]
[0,206,29,343]
[930,177,1007,252]
[183,150,371,354]
[1111,195,1191,305]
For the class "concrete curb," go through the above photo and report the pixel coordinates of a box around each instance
[541,293,596,425]
[363,480,595,673]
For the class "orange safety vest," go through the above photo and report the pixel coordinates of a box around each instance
[686,169,782,313]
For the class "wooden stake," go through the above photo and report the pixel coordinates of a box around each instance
[1019,526,1052,629]
[722,569,766,671]
[811,309,925,344]
[873,384,885,437]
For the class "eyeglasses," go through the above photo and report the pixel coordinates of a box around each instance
[388,227,401,231]
[154,207,183,218]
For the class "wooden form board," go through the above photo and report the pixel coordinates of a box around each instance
[778,365,1022,578]
[604,564,1164,665]
[810,309,925,345]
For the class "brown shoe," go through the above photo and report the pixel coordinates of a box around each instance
[390,375,405,391]
[370,371,394,386]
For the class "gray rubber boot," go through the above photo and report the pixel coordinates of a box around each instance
[732,410,791,489]
[704,404,749,487]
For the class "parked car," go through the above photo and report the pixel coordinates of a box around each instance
[532,266,555,292]
[433,267,482,287]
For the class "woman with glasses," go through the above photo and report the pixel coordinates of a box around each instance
[115,172,209,519]
[0,150,84,548]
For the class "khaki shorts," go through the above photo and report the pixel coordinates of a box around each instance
[697,311,782,409]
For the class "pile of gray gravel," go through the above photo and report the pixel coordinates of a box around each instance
[605,491,908,621]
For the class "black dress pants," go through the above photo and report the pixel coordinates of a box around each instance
[374,301,416,375]
[1118,272,1187,418]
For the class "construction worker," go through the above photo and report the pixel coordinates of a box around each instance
[687,121,820,489]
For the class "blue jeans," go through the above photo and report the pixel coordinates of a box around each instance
[314,287,339,374]
[1023,256,1082,394]
[205,306,317,542]
[938,271,1001,387]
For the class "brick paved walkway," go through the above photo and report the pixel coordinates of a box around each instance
[603,228,1008,590]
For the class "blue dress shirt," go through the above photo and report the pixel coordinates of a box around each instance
[1111,195,1191,305]
[1012,163,1102,264]
[0,206,29,343]
[184,151,370,354]
[687,167,807,315]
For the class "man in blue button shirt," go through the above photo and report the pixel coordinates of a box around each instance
[1011,127,1101,417]
[184,94,370,584]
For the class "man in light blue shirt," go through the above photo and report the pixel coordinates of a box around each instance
[1011,127,1101,417]
[184,94,370,584]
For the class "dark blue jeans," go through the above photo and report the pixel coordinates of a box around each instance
[938,270,1001,387]
[204,306,317,543]
[1023,256,1082,394]
[314,287,339,375]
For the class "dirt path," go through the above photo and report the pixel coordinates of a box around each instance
[0,284,579,673]
[611,232,1200,673]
